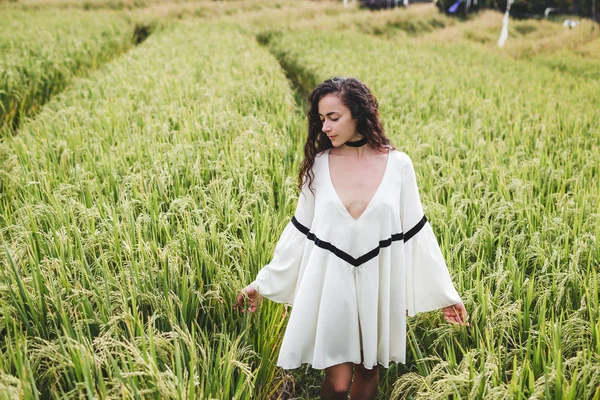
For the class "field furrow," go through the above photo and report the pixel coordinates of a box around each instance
[0,9,153,133]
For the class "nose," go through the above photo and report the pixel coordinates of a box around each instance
[322,120,331,133]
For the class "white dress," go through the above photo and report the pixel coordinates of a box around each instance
[250,148,462,370]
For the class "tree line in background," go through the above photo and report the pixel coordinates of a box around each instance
[359,0,597,20]
[434,0,598,20]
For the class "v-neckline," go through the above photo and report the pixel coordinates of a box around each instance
[326,147,391,222]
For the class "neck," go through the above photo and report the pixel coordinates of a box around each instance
[345,136,368,148]
[334,139,370,158]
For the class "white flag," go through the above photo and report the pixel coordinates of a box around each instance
[498,0,513,47]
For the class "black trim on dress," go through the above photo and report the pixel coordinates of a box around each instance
[290,215,427,267]
[403,215,427,243]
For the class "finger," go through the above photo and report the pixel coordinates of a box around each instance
[463,315,470,326]
[444,316,456,324]
[457,315,469,326]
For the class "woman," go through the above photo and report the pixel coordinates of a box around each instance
[235,77,469,399]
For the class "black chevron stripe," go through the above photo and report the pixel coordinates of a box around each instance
[290,215,427,267]
[404,215,427,242]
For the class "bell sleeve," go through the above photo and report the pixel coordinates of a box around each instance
[249,178,315,305]
[400,153,463,317]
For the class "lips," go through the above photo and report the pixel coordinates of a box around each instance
[328,136,337,140]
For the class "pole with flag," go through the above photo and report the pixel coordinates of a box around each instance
[498,0,514,48]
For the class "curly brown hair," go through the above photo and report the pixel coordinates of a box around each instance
[298,77,395,194]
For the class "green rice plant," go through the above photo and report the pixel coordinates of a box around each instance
[530,48,600,81]
[0,9,138,133]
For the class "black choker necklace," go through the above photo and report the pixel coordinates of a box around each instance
[345,137,368,147]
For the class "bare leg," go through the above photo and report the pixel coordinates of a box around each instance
[321,362,353,400]
[349,351,379,400]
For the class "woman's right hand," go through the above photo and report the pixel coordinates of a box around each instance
[235,284,261,313]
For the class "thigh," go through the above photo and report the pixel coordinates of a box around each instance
[354,351,378,377]
[354,362,378,378]
[324,362,354,383]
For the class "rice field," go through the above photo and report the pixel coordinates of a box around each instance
[0,1,599,398]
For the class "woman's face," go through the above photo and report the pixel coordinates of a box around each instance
[318,94,361,147]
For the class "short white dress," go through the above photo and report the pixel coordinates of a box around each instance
[250,148,462,370]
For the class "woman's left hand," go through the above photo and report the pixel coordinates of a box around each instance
[442,303,469,326]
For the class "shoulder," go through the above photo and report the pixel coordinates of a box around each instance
[300,150,328,176]
[314,149,329,168]
[389,149,415,172]
[316,149,329,159]
[300,149,327,185]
